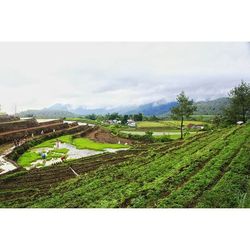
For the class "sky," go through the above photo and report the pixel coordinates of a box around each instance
[0,42,250,114]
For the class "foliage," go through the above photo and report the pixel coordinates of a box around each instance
[194,98,229,115]
[1,125,250,208]
[73,138,128,151]
[223,81,250,124]
[133,113,143,121]
[17,151,41,167]
[171,91,197,139]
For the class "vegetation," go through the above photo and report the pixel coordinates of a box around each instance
[1,83,250,208]
[17,148,70,167]
[16,135,128,167]
[17,151,41,167]
[1,124,249,208]
[171,92,197,139]
[224,81,250,124]
[194,98,229,115]
[18,109,77,119]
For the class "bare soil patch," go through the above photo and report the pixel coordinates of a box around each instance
[86,127,133,145]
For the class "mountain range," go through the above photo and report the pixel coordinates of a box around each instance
[18,97,229,118]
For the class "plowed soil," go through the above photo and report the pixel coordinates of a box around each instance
[86,127,133,145]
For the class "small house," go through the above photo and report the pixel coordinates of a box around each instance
[187,123,204,130]
[236,121,244,125]
[127,119,136,127]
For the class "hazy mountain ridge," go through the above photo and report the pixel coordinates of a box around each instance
[18,97,229,118]
[18,109,77,119]
[195,97,229,115]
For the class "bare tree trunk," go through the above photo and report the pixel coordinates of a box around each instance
[180,116,184,139]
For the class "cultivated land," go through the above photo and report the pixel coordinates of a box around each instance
[136,120,206,128]
[17,135,128,167]
[120,120,206,139]
[0,124,249,208]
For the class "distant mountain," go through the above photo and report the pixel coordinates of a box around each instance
[18,97,229,118]
[18,109,77,119]
[125,101,177,116]
[46,101,177,116]
[195,97,229,115]
[47,103,72,112]
[47,103,108,115]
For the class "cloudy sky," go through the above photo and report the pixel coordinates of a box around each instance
[0,42,250,113]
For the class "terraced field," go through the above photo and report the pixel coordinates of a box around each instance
[0,125,249,208]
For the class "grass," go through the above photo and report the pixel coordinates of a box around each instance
[56,135,128,151]
[17,147,70,167]
[34,135,127,150]
[33,139,56,148]
[121,130,199,140]
[137,121,167,128]
[73,138,128,150]
[137,120,207,128]
[17,151,41,167]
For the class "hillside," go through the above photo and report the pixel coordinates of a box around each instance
[0,124,249,208]
[18,97,229,117]
[18,109,77,119]
[125,101,177,116]
[195,97,229,115]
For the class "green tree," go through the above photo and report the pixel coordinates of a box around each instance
[225,81,250,123]
[133,113,143,121]
[171,91,197,139]
[121,115,129,125]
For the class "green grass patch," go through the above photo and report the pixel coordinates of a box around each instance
[17,151,41,167]
[33,138,56,148]
[73,138,128,151]
[17,135,128,167]
[137,120,207,129]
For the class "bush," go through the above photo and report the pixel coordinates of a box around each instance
[155,135,172,142]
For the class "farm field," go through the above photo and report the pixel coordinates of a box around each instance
[121,119,206,139]
[17,135,128,168]
[136,120,207,128]
[120,130,199,140]
[0,124,249,208]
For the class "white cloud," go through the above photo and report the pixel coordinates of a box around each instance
[0,42,250,113]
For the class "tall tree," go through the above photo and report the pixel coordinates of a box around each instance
[121,115,129,125]
[171,91,197,139]
[226,81,250,123]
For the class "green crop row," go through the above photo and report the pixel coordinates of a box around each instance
[0,125,248,208]
[25,126,247,208]
[156,126,249,207]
